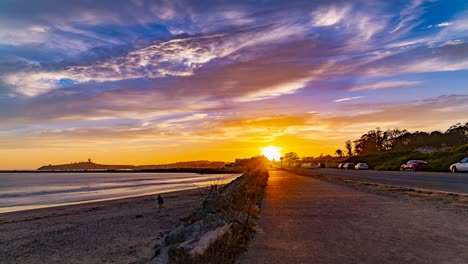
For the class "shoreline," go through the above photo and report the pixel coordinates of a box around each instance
[0,168,242,174]
[0,186,205,214]
[0,188,206,264]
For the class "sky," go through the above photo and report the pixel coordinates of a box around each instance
[0,0,467,169]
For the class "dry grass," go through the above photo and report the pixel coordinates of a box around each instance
[171,224,254,264]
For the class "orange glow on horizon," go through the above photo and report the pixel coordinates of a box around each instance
[0,135,342,170]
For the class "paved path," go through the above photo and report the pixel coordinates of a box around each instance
[241,170,468,264]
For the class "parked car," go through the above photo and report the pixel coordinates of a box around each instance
[400,160,430,171]
[354,163,369,170]
[449,157,468,173]
[338,163,344,169]
[318,162,326,168]
[343,163,355,170]
[301,163,316,169]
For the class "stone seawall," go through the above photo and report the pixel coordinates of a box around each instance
[150,168,269,264]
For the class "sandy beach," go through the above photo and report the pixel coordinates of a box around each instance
[0,188,204,264]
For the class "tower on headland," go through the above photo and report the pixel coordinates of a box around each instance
[88,158,91,163]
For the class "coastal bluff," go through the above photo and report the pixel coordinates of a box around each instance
[37,160,227,171]
[37,161,135,171]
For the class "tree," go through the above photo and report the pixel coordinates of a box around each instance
[335,149,343,157]
[382,129,407,151]
[284,152,300,165]
[352,128,384,154]
[350,122,468,156]
[428,131,444,147]
[445,122,468,146]
[345,140,352,156]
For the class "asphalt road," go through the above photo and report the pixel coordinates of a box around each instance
[314,168,468,194]
[241,170,468,264]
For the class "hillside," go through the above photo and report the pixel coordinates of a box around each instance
[345,144,468,171]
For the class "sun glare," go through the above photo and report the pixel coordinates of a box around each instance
[261,146,282,161]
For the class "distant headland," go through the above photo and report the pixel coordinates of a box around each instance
[35,159,238,173]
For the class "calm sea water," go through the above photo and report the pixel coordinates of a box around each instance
[0,172,241,213]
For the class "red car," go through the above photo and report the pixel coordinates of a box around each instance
[400,160,431,171]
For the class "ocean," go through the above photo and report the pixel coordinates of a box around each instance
[0,172,241,213]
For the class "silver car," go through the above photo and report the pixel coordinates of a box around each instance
[450,157,468,173]
[354,163,369,170]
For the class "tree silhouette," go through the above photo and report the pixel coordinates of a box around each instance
[345,140,352,156]
[284,152,300,165]
[348,122,467,154]
[353,128,384,154]
[335,149,343,157]
[445,123,468,146]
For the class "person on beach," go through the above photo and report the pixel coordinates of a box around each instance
[157,194,164,208]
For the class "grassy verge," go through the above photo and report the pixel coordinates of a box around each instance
[319,174,467,209]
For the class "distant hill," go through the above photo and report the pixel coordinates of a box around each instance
[37,160,226,171]
[37,161,135,171]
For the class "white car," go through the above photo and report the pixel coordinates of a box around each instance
[449,157,468,173]
[354,163,369,170]
[343,163,355,170]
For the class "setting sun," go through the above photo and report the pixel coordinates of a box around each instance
[261,146,282,161]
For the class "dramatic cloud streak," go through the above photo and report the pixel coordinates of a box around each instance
[349,81,422,91]
[334,96,363,103]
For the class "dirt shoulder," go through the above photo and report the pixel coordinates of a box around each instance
[287,167,468,211]
[241,170,468,264]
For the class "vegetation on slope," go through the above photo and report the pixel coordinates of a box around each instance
[278,122,467,171]
[345,144,468,171]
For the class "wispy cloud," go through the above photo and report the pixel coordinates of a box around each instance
[334,96,363,102]
[3,23,307,96]
[389,0,425,34]
[386,38,427,48]
[235,75,318,102]
[350,81,421,91]
[436,22,452,27]
[222,10,255,26]
[311,4,387,42]
[311,5,350,27]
